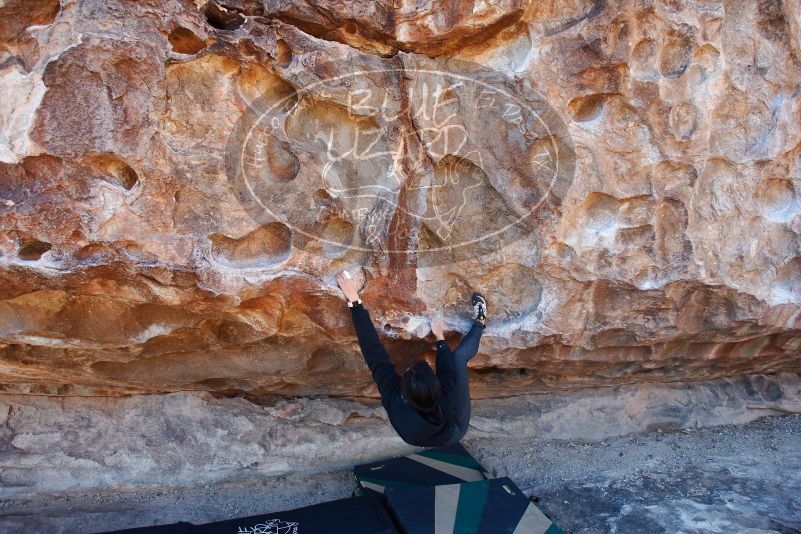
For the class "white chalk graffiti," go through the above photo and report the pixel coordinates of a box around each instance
[226,60,577,265]
[317,79,484,240]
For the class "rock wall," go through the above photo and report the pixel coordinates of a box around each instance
[1,0,801,401]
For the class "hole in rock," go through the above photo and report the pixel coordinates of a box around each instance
[567,94,609,122]
[630,39,656,75]
[565,192,623,250]
[581,192,621,231]
[313,188,335,205]
[757,178,798,222]
[86,154,139,190]
[275,39,292,66]
[18,239,51,261]
[204,2,245,31]
[168,27,208,54]
[321,217,355,259]
[75,243,111,263]
[772,257,801,303]
[658,36,692,79]
[236,62,297,111]
[239,134,300,183]
[266,142,300,182]
[210,222,292,268]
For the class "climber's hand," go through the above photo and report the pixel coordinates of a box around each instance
[336,271,361,303]
[431,319,445,341]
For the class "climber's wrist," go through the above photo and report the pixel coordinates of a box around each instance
[346,297,363,308]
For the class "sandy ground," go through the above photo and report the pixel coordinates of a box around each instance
[2,414,800,534]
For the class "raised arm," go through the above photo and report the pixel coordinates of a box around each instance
[336,271,400,401]
[350,303,401,397]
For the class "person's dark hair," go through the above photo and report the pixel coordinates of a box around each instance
[401,360,442,416]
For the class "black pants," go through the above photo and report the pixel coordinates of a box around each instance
[449,320,485,439]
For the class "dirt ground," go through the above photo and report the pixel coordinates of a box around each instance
[2,414,800,534]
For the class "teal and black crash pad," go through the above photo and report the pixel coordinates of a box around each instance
[102,496,397,534]
[353,443,489,496]
[385,477,563,534]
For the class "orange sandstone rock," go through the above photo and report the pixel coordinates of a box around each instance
[0,0,799,400]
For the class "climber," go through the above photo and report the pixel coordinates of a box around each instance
[335,270,487,446]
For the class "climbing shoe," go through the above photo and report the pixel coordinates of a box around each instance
[472,292,487,322]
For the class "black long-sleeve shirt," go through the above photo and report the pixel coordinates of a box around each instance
[350,302,460,446]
